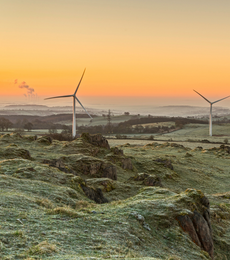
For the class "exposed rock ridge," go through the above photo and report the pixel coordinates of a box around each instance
[81,133,110,149]
[176,194,214,259]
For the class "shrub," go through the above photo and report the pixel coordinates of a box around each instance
[224,138,228,144]
[47,133,74,141]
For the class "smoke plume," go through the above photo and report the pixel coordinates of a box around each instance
[18,81,36,96]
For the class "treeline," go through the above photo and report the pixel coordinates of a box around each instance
[78,122,173,135]
[77,117,207,135]
[1,114,229,136]
[0,116,71,133]
[14,118,68,130]
[120,117,207,126]
[0,118,13,131]
[0,113,96,132]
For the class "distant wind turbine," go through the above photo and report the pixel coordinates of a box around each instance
[45,69,92,137]
[193,90,230,136]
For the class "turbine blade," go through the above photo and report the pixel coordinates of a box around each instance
[44,95,73,100]
[212,95,230,104]
[74,68,86,96]
[193,90,211,103]
[75,96,92,118]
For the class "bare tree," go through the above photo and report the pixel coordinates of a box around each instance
[0,117,13,131]
[24,122,33,132]
[106,109,112,134]
[61,125,71,134]
[48,125,57,134]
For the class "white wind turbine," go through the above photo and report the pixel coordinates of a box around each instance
[193,90,230,136]
[45,69,92,137]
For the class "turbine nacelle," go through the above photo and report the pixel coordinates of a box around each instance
[44,69,92,137]
[193,89,230,136]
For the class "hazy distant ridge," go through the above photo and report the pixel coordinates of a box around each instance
[1,104,230,117]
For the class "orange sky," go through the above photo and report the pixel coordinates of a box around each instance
[1,0,230,102]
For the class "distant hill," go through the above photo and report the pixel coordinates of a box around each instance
[1,104,230,118]
[150,105,230,117]
[0,104,102,117]
[5,104,49,110]
[0,113,97,124]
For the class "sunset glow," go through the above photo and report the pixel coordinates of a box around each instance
[1,0,230,103]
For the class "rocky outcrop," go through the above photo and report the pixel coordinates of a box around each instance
[219,144,230,154]
[83,178,116,193]
[132,172,149,181]
[43,155,117,180]
[0,133,22,142]
[43,159,76,174]
[0,147,32,160]
[142,175,162,187]
[170,143,185,148]
[155,158,173,170]
[69,175,109,203]
[81,133,110,149]
[36,135,52,145]
[106,155,133,170]
[110,147,124,155]
[75,159,117,180]
[106,147,133,170]
[24,135,37,141]
[176,214,202,247]
[101,164,117,180]
[80,184,108,204]
[176,193,214,259]
[130,172,162,187]
[120,158,133,170]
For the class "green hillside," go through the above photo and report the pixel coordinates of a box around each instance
[0,133,229,259]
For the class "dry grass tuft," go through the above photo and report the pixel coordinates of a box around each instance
[75,200,92,209]
[47,206,84,217]
[167,256,182,260]
[36,198,54,209]
[28,240,57,255]
[13,230,24,237]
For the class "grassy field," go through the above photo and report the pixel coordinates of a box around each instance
[161,123,230,143]
[58,114,134,127]
[3,121,230,147]
[107,123,230,144]
[108,139,224,150]
[0,132,229,259]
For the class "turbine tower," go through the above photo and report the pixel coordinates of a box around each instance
[193,90,230,136]
[45,69,92,137]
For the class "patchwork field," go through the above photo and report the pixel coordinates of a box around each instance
[107,123,230,145]
[0,133,230,259]
[132,122,175,128]
[164,123,230,138]
[58,114,134,127]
